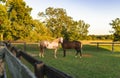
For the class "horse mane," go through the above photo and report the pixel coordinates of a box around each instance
[53,38,59,42]
[63,39,82,46]
[53,37,63,43]
[63,39,78,42]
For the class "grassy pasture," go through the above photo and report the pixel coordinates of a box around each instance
[12,42,120,78]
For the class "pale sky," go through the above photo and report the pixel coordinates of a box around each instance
[25,0,120,35]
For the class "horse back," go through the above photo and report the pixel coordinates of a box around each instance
[62,40,82,49]
[73,41,82,48]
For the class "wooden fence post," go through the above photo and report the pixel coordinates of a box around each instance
[97,42,99,49]
[112,42,114,52]
[34,62,45,78]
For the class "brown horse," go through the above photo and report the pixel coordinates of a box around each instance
[61,40,82,58]
[39,37,63,58]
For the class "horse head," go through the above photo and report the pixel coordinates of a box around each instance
[58,37,63,43]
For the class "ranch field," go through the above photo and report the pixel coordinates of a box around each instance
[12,42,120,78]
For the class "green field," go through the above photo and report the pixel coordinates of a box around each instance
[14,44,120,78]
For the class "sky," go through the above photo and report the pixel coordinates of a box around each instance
[25,0,120,35]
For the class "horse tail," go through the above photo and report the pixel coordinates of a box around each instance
[80,41,83,49]
[79,41,82,57]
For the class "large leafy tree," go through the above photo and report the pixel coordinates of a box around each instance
[29,20,52,41]
[0,0,6,3]
[1,0,53,41]
[38,7,90,40]
[110,18,120,41]
[0,4,10,40]
[38,7,73,38]
[77,20,90,39]
[6,0,33,40]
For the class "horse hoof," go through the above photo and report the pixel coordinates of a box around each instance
[75,56,82,58]
[75,56,78,58]
[42,55,44,58]
[54,56,57,59]
[39,55,44,58]
[63,56,66,57]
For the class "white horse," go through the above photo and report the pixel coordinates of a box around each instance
[39,37,63,58]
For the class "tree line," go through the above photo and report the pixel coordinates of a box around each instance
[0,0,120,42]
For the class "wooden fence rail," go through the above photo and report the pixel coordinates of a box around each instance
[3,41,73,78]
[91,42,120,52]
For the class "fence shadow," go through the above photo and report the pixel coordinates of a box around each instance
[3,41,73,78]
[83,44,113,52]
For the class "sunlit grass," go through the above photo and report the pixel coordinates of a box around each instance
[35,45,120,78]
[7,43,120,78]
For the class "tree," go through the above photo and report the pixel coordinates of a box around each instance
[110,18,120,41]
[29,20,52,41]
[38,7,73,38]
[0,4,10,40]
[6,0,33,40]
[38,7,90,40]
[0,0,6,3]
[76,20,90,40]
[62,20,90,40]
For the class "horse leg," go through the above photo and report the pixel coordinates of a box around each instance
[39,51,43,58]
[42,49,44,58]
[75,48,82,58]
[63,49,66,57]
[39,47,44,58]
[39,52,42,58]
[54,49,57,58]
[79,49,82,58]
[39,47,42,57]
[79,43,82,58]
[75,50,79,58]
[77,49,82,58]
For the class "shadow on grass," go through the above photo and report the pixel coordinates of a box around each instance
[82,44,120,58]
[83,45,113,52]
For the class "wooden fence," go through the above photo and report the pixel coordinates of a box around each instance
[3,41,73,78]
[91,42,120,52]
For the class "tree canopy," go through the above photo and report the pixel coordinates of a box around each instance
[38,7,90,40]
[0,4,10,41]
[2,0,115,42]
[6,0,33,40]
[110,18,120,41]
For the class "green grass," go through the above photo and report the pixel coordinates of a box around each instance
[9,44,120,78]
